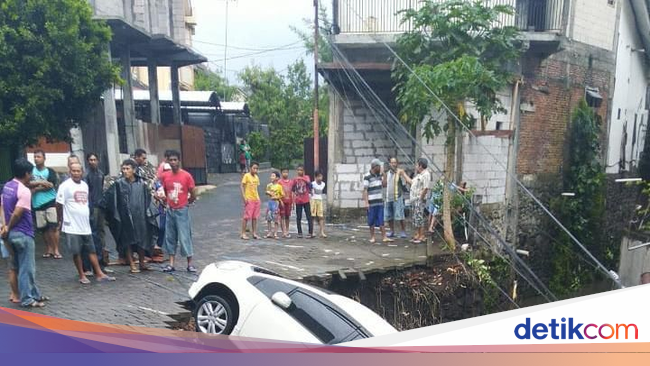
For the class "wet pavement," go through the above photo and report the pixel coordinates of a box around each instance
[0,170,430,328]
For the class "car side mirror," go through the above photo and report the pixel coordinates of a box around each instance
[271,292,292,310]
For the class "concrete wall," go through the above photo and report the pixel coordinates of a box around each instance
[619,235,650,287]
[570,0,618,51]
[606,0,648,174]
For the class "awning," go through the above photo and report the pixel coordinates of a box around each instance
[100,18,207,67]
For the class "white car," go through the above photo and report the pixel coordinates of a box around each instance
[187,261,397,344]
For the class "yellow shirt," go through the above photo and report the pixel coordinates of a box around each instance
[266,182,284,202]
[242,173,260,201]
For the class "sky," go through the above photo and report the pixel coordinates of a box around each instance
[191,0,321,87]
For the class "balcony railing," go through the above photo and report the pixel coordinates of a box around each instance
[333,0,565,34]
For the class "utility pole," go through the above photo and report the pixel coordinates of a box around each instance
[223,0,230,102]
[313,0,320,172]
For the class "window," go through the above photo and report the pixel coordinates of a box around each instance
[496,121,503,131]
[618,108,622,120]
[287,291,358,344]
[608,0,615,6]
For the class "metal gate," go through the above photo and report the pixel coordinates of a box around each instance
[181,125,207,185]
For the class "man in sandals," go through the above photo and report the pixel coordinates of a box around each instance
[56,163,115,284]
[159,150,197,273]
[1,158,48,307]
[363,159,393,244]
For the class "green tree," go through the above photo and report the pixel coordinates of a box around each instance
[0,0,120,147]
[549,100,607,295]
[394,0,522,248]
[238,59,327,168]
[194,67,238,101]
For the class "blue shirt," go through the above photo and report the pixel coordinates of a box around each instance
[31,166,57,209]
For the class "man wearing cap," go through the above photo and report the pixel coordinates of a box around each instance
[363,159,393,244]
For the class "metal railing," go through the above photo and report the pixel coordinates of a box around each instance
[334,0,565,34]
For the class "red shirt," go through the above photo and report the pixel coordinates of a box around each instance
[292,175,311,205]
[279,178,293,204]
[160,169,195,209]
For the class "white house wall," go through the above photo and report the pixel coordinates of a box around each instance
[607,0,649,174]
[571,0,618,51]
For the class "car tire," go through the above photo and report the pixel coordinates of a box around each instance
[194,295,235,335]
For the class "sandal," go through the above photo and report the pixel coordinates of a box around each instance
[130,266,141,274]
[42,253,53,258]
[162,265,175,273]
[253,235,261,240]
[53,254,63,259]
[37,296,50,302]
[79,278,91,285]
[26,301,45,308]
[187,266,197,273]
[97,276,116,282]
[383,238,394,243]
[240,235,250,240]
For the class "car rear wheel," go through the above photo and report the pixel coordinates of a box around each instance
[194,295,235,335]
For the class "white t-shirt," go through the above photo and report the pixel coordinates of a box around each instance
[56,179,91,235]
[311,181,326,200]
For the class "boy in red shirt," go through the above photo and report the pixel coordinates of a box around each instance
[159,150,198,273]
[279,168,293,238]
[292,165,314,238]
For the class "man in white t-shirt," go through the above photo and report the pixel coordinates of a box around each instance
[56,163,115,284]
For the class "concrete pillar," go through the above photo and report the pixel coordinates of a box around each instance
[327,87,344,212]
[103,47,120,176]
[70,127,85,169]
[148,59,161,125]
[171,63,182,125]
[121,46,137,153]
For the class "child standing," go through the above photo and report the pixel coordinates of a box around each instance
[310,171,327,238]
[279,168,294,238]
[265,171,284,239]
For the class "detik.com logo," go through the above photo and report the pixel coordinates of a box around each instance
[515,318,638,340]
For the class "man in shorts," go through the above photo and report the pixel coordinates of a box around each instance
[363,159,393,244]
[278,168,294,238]
[29,150,61,259]
[383,157,408,239]
[56,163,115,284]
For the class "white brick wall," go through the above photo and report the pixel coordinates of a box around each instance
[571,0,618,50]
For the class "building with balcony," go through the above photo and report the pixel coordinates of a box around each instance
[322,0,649,260]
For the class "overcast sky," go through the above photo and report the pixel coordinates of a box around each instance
[192,0,321,86]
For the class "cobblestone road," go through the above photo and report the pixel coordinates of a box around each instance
[0,171,430,329]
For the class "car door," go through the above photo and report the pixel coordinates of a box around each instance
[237,278,321,344]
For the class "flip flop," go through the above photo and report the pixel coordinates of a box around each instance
[37,296,50,302]
[130,267,141,274]
[79,278,91,285]
[42,253,52,258]
[53,254,63,259]
[383,238,394,243]
[26,301,45,308]
[369,239,376,244]
[187,266,197,273]
[253,235,261,240]
[240,235,250,240]
[162,265,175,273]
[97,276,116,282]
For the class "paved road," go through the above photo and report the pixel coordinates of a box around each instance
[0,170,428,328]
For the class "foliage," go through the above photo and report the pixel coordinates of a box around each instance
[247,131,269,163]
[238,60,328,168]
[0,0,120,147]
[290,2,333,63]
[393,0,522,248]
[549,100,607,296]
[194,68,239,101]
[393,0,522,136]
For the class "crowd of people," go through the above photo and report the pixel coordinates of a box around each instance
[0,148,198,308]
[240,164,327,240]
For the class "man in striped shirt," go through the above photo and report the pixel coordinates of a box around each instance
[363,159,393,244]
